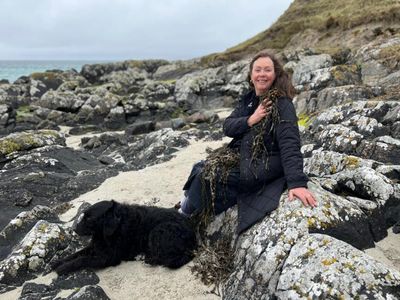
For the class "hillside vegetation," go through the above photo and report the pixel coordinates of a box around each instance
[201,0,400,66]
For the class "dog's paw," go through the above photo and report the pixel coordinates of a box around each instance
[54,262,76,276]
[50,259,64,270]
[393,222,400,234]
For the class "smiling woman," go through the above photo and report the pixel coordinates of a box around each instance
[178,50,316,234]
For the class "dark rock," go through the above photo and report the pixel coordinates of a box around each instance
[392,121,400,139]
[125,121,155,135]
[81,62,126,84]
[81,133,127,154]
[36,120,60,131]
[68,125,102,135]
[185,111,219,124]
[51,270,99,290]
[98,155,115,165]
[0,145,118,230]
[62,285,110,300]
[104,106,126,130]
[19,282,58,300]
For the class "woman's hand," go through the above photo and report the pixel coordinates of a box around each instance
[288,187,317,207]
[247,100,272,127]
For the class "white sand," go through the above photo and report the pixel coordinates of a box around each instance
[60,138,229,300]
[364,228,400,271]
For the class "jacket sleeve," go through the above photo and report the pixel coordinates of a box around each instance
[275,97,308,189]
[223,98,251,138]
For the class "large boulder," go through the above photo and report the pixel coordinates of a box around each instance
[199,180,400,299]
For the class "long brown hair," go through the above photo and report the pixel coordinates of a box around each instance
[247,51,295,98]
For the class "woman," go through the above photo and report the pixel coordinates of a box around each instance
[179,51,316,233]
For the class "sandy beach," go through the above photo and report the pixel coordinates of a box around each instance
[61,137,228,300]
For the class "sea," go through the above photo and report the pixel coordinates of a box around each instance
[0,60,113,83]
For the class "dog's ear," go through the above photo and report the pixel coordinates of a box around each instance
[103,200,121,238]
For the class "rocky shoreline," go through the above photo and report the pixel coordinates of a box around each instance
[1,35,400,299]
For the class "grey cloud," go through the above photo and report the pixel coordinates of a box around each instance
[0,0,293,60]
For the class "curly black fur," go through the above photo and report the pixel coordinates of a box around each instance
[52,200,197,275]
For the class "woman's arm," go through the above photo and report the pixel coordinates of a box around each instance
[223,101,251,138]
[275,97,317,207]
[223,95,272,138]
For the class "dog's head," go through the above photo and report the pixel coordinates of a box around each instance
[75,200,121,238]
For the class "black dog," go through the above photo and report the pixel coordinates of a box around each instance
[52,200,197,275]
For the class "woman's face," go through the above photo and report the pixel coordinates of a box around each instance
[251,57,276,95]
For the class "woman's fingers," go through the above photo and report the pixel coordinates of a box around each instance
[288,188,318,208]
[288,190,294,201]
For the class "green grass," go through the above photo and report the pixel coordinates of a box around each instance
[200,0,400,66]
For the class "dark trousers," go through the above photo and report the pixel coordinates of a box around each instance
[182,161,240,215]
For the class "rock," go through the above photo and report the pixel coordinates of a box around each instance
[104,106,126,129]
[379,70,400,90]
[361,60,389,86]
[332,166,394,204]
[125,121,156,136]
[185,111,219,124]
[0,104,15,133]
[356,136,400,164]
[197,178,400,299]
[304,150,376,177]
[0,145,118,230]
[0,205,59,260]
[0,221,77,286]
[68,125,103,135]
[292,54,333,90]
[19,282,58,299]
[275,234,400,299]
[99,68,149,94]
[63,284,110,299]
[121,128,190,169]
[315,85,378,112]
[315,124,364,154]
[39,90,85,113]
[0,130,65,162]
[81,62,127,84]
[153,59,200,80]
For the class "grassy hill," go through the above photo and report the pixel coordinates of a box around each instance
[201,0,400,66]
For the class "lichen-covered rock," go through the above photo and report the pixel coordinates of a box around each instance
[212,180,390,299]
[0,221,76,286]
[121,128,190,169]
[332,166,395,204]
[316,124,364,154]
[80,62,127,83]
[38,90,86,113]
[357,136,400,164]
[175,67,225,110]
[99,68,149,94]
[275,234,400,300]
[314,85,378,112]
[0,130,65,161]
[304,150,376,177]
[0,205,59,260]
[0,104,15,135]
[292,54,333,91]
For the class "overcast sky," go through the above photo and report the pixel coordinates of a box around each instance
[0,0,293,61]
